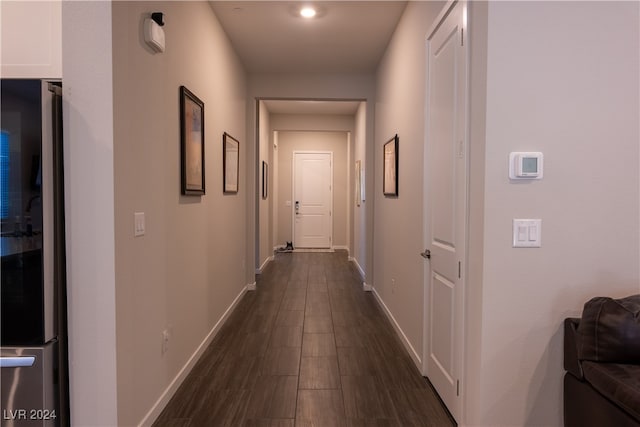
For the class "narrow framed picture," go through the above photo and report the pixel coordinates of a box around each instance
[355,160,362,206]
[383,134,399,196]
[223,132,239,193]
[180,86,205,196]
[262,161,268,199]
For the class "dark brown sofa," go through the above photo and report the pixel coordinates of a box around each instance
[564,295,640,426]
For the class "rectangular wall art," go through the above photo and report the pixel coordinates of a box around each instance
[383,134,399,197]
[223,132,239,193]
[262,161,268,199]
[180,86,205,196]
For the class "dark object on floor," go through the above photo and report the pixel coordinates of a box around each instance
[276,241,294,253]
[564,294,640,427]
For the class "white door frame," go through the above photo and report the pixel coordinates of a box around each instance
[422,0,469,422]
[292,150,334,249]
[272,131,279,252]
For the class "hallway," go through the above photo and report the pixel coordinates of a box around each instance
[154,251,455,426]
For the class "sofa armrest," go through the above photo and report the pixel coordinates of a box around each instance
[565,318,584,379]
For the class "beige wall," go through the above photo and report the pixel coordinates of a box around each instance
[465,1,640,425]
[275,130,349,248]
[270,114,355,253]
[112,2,247,425]
[271,114,355,133]
[258,101,272,270]
[465,2,489,425]
[353,102,367,275]
[247,74,376,282]
[373,0,444,364]
[62,2,117,424]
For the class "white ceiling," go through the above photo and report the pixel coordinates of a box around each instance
[209,1,408,74]
[210,1,406,115]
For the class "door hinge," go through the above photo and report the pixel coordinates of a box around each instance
[458,261,461,278]
[461,28,464,46]
[457,380,460,396]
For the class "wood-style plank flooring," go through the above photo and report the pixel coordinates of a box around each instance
[153,251,455,427]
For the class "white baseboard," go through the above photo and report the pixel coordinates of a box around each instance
[138,285,248,427]
[362,282,372,292]
[350,257,366,279]
[371,287,422,369]
[246,281,256,291]
[256,256,274,274]
[332,245,349,255]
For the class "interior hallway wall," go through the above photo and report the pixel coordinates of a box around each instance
[258,101,272,270]
[247,74,375,285]
[373,0,444,365]
[465,2,640,425]
[62,2,118,424]
[271,114,354,253]
[353,103,367,276]
[275,130,349,249]
[112,2,247,425]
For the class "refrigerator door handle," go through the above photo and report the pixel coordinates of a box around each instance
[0,356,36,368]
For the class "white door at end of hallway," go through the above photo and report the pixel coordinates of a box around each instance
[293,152,332,248]
[424,0,467,423]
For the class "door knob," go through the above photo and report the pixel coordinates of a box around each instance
[420,249,431,259]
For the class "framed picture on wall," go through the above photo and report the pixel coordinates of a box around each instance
[361,163,366,202]
[355,160,362,206]
[262,161,268,199]
[383,134,399,196]
[223,132,239,193]
[180,86,205,196]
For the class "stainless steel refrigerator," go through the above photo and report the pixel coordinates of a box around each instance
[1,80,68,427]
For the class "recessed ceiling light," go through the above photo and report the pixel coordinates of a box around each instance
[300,7,317,18]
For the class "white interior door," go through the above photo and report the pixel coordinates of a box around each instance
[293,152,332,248]
[424,1,467,422]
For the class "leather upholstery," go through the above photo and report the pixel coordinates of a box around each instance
[577,295,640,363]
[564,294,640,426]
[582,361,640,421]
[564,318,583,379]
[565,373,640,427]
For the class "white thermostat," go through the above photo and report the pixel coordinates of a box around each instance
[509,152,543,180]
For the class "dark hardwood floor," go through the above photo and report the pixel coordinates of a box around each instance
[153,251,455,427]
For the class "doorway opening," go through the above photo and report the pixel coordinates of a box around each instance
[254,98,365,273]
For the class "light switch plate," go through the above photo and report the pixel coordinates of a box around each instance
[513,219,541,247]
[134,212,145,237]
